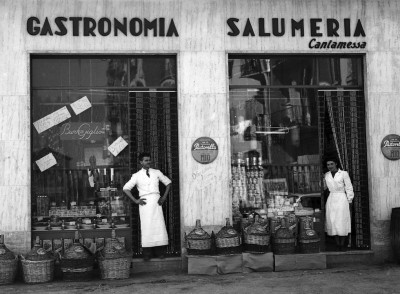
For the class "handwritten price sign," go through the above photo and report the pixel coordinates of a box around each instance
[33,107,71,134]
[108,136,128,156]
[70,96,92,115]
[35,153,57,172]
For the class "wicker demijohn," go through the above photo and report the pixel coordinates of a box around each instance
[243,215,270,253]
[60,231,95,281]
[298,216,320,254]
[98,230,132,280]
[272,218,296,255]
[185,220,212,255]
[286,214,298,237]
[215,218,241,255]
[299,215,315,236]
[21,236,55,284]
[0,235,17,285]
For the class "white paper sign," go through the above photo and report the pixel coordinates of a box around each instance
[33,107,71,134]
[35,153,57,172]
[70,96,92,115]
[108,136,128,156]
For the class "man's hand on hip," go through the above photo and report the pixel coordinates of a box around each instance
[137,198,147,206]
[158,197,166,206]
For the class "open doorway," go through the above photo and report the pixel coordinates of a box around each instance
[318,90,370,251]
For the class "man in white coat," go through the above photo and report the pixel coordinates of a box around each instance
[123,152,172,260]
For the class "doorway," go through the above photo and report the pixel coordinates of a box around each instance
[129,91,181,257]
[318,90,370,250]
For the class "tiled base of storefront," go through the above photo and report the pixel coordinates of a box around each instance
[187,252,326,275]
[325,250,375,267]
[128,250,375,275]
[131,257,182,274]
[186,251,376,275]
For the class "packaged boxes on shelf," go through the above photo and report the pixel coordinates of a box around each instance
[49,206,96,217]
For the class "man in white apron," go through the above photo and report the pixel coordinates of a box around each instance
[123,152,172,260]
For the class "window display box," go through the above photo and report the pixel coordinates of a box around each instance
[274,252,326,272]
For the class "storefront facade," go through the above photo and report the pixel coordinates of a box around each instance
[0,0,399,265]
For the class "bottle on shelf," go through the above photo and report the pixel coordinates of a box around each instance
[103,168,109,188]
[110,168,115,188]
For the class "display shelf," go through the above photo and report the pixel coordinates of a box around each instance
[32,227,130,232]
[32,227,132,250]
[33,214,128,218]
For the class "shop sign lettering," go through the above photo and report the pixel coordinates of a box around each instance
[27,17,179,37]
[191,137,218,164]
[227,18,366,49]
[381,134,400,160]
[60,122,105,141]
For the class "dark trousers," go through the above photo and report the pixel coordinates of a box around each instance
[142,246,166,258]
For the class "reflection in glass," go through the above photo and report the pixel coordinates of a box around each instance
[91,59,128,87]
[317,57,362,86]
[229,56,363,86]
[31,59,70,87]
[130,57,176,88]
[229,59,271,86]
[230,88,320,211]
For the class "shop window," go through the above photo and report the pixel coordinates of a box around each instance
[230,87,320,211]
[30,55,180,256]
[229,56,363,86]
[229,55,369,251]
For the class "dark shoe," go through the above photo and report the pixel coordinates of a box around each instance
[142,248,152,261]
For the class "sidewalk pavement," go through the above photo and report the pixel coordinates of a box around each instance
[1,264,400,294]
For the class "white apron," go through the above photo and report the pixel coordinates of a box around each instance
[325,192,351,236]
[139,193,169,247]
[324,170,354,236]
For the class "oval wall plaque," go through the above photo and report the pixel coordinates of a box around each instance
[191,137,218,164]
[381,134,400,160]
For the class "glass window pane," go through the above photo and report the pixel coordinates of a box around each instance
[129,57,176,88]
[317,57,363,86]
[270,57,315,86]
[31,87,130,212]
[69,59,91,87]
[229,58,271,86]
[230,88,320,211]
[91,58,128,87]
[31,58,69,87]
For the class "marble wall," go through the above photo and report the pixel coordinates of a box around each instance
[0,0,399,260]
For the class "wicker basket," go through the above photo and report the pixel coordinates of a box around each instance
[298,239,320,254]
[60,231,95,281]
[272,219,296,255]
[21,236,55,284]
[298,217,320,254]
[186,220,212,255]
[21,259,55,284]
[0,258,18,285]
[98,230,132,280]
[0,234,18,285]
[243,216,270,253]
[215,218,242,255]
